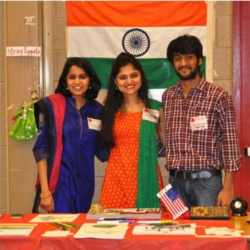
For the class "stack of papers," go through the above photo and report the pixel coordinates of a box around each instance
[29,214,79,223]
[0,223,37,236]
[42,230,73,237]
[74,223,129,239]
[86,208,161,220]
[133,223,197,235]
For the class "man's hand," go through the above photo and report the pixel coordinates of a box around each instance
[217,186,233,207]
[217,171,234,207]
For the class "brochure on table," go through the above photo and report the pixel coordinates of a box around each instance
[74,223,129,239]
[0,223,37,236]
[133,223,197,235]
[29,214,80,223]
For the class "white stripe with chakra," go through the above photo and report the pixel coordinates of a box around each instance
[67,26,207,58]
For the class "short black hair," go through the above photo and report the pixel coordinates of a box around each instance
[166,35,203,64]
[55,57,101,100]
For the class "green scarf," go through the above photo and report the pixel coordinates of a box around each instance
[136,99,162,208]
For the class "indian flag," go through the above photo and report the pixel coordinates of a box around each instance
[66,1,210,101]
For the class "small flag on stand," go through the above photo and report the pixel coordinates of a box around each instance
[157,184,188,220]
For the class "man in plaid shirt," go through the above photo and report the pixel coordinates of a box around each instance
[162,35,241,208]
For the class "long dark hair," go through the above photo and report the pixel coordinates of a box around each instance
[99,52,150,148]
[55,57,101,100]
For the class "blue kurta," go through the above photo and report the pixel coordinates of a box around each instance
[33,96,109,213]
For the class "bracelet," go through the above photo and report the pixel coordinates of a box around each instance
[40,191,51,199]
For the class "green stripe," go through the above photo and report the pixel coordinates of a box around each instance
[85,57,206,89]
[136,99,162,208]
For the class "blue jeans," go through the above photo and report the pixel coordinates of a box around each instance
[169,175,222,209]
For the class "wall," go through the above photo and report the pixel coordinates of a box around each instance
[4,1,42,214]
[0,1,7,214]
[214,1,233,94]
[0,1,234,212]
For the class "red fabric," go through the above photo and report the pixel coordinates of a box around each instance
[233,1,250,209]
[48,94,66,195]
[0,213,248,250]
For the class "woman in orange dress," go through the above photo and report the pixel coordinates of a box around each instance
[99,52,165,209]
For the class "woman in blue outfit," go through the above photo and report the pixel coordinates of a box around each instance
[32,58,109,213]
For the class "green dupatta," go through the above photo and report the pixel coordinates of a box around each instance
[136,99,162,208]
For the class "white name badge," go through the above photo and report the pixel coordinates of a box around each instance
[87,118,101,131]
[142,108,159,123]
[190,115,208,131]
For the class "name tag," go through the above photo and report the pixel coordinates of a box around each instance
[190,116,208,131]
[142,108,159,123]
[87,118,101,131]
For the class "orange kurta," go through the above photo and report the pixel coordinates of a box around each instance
[99,111,164,208]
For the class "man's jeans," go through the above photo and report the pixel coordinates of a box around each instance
[169,175,223,209]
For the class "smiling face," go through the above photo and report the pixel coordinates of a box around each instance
[173,53,202,81]
[115,63,142,97]
[66,65,90,99]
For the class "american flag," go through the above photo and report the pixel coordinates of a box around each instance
[157,184,188,220]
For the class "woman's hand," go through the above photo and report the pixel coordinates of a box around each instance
[40,191,54,212]
[37,159,54,212]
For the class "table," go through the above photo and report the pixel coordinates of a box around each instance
[0,213,249,250]
[231,213,250,236]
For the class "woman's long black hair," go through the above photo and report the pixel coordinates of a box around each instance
[98,52,150,148]
[55,57,101,100]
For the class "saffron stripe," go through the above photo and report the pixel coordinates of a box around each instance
[66,1,207,27]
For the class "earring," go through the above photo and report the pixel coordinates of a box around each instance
[66,87,69,90]
[89,78,92,89]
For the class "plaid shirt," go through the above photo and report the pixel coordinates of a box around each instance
[162,78,241,171]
